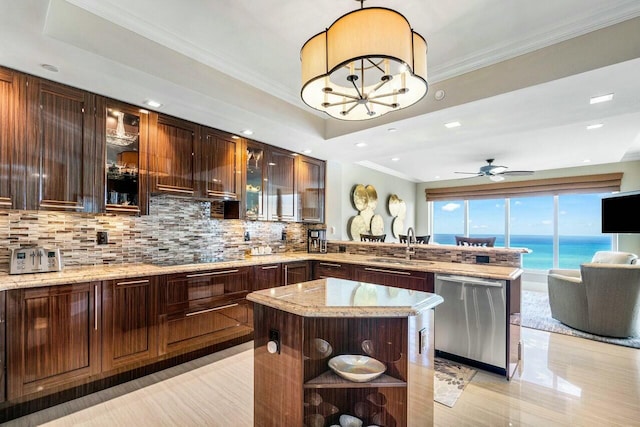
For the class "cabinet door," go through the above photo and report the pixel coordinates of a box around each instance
[26,78,98,212]
[201,128,241,200]
[245,140,267,220]
[102,99,150,214]
[252,264,283,291]
[267,148,297,221]
[149,113,198,196]
[298,156,325,223]
[284,262,310,285]
[102,276,158,371]
[6,283,101,399]
[0,67,26,209]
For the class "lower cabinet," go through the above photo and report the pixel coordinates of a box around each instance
[353,265,434,292]
[284,261,310,285]
[313,261,353,279]
[6,283,102,400]
[159,268,252,355]
[252,263,282,291]
[102,276,159,371]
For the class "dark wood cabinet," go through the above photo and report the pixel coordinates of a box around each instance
[149,113,199,197]
[313,261,353,280]
[0,291,5,403]
[159,268,251,355]
[244,140,267,220]
[102,276,158,371]
[252,263,283,291]
[284,261,310,285]
[201,128,242,200]
[298,155,325,223]
[101,99,150,215]
[0,67,26,210]
[267,148,298,221]
[25,78,100,212]
[353,265,434,292]
[6,282,102,399]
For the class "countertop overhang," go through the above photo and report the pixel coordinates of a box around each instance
[247,278,444,317]
[0,253,523,291]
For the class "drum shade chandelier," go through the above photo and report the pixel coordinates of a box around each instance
[300,0,428,121]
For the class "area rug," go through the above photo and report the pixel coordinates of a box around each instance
[510,290,640,349]
[433,357,477,407]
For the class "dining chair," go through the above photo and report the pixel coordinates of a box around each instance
[399,235,430,244]
[361,234,386,242]
[455,236,496,247]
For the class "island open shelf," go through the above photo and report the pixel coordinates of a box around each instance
[248,278,443,427]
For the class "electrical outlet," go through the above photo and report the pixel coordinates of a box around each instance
[244,231,250,241]
[97,231,108,245]
[281,230,287,241]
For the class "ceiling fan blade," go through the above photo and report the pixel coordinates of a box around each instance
[500,170,534,176]
[455,171,482,175]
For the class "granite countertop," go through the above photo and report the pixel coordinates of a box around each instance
[247,277,444,317]
[0,252,523,291]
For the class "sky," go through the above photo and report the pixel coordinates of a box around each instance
[433,193,605,236]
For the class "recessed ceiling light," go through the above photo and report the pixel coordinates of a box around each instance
[231,135,240,139]
[387,128,398,132]
[391,157,400,161]
[242,129,253,136]
[355,142,367,148]
[144,99,162,108]
[586,123,604,130]
[138,109,149,114]
[303,149,312,154]
[583,159,591,163]
[434,175,440,179]
[590,93,614,104]
[41,64,59,72]
[444,121,461,128]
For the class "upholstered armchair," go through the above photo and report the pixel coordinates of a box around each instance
[547,251,640,337]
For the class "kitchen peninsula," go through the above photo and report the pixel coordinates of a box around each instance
[248,278,444,426]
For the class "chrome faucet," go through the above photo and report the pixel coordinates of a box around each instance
[405,227,415,260]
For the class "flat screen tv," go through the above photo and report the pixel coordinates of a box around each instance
[601,191,640,233]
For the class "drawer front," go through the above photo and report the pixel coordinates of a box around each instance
[313,261,352,279]
[167,302,249,346]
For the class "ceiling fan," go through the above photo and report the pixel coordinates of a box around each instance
[455,159,534,182]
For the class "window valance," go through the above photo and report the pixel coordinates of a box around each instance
[425,173,623,202]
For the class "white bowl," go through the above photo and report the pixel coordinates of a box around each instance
[328,355,386,382]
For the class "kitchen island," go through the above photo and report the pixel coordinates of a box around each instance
[248,278,443,427]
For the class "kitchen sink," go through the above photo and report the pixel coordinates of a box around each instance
[366,257,433,267]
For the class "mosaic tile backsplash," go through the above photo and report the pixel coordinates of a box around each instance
[0,195,311,268]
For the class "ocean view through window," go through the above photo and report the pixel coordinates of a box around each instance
[431,193,612,270]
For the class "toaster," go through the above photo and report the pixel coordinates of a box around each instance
[10,247,63,274]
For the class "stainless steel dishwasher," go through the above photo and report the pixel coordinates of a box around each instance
[434,274,507,375]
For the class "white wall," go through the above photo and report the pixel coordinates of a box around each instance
[325,160,417,242]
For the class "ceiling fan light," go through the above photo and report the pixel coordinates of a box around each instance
[490,175,505,182]
[300,6,428,121]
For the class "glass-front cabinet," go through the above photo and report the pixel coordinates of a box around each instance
[104,102,148,214]
[245,140,267,220]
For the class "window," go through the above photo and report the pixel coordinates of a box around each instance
[432,200,464,245]
[430,193,612,270]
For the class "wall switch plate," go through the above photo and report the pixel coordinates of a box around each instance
[268,328,281,354]
[97,231,108,245]
[244,231,250,241]
[338,245,346,253]
[475,255,490,264]
[281,230,287,241]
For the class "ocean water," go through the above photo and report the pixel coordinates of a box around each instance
[433,234,612,270]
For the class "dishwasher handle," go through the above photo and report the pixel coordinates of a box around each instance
[436,274,504,287]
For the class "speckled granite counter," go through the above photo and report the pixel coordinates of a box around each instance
[247,277,444,317]
[0,252,522,291]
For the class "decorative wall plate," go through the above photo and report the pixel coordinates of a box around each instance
[365,185,378,210]
[397,199,407,219]
[348,215,368,240]
[352,184,369,211]
[392,217,404,238]
[370,214,384,235]
[388,194,401,217]
[360,207,374,231]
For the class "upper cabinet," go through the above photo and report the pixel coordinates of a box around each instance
[200,128,242,200]
[102,99,150,214]
[298,155,325,223]
[148,113,198,197]
[267,148,298,222]
[245,140,267,220]
[25,77,100,212]
[0,67,25,209]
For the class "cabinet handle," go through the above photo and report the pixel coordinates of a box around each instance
[319,262,342,268]
[116,279,150,286]
[364,267,411,275]
[284,265,288,284]
[156,184,194,194]
[261,265,279,270]
[186,303,239,317]
[186,269,239,278]
[94,284,99,331]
